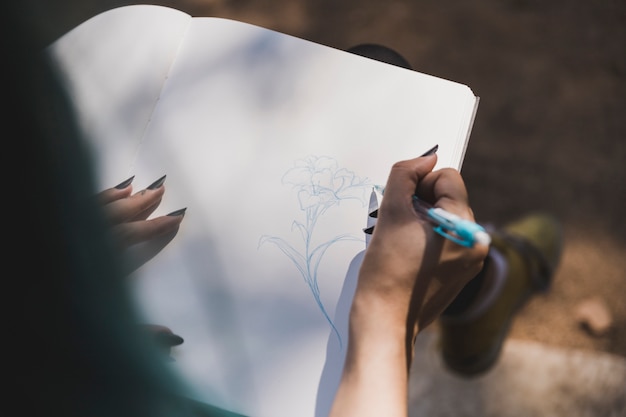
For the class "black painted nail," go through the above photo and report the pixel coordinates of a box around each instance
[155,332,184,347]
[363,226,374,235]
[147,175,167,190]
[167,208,187,217]
[114,175,135,189]
[420,144,438,157]
[369,209,378,218]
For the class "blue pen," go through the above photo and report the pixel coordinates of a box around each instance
[411,195,491,247]
[369,185,490,247]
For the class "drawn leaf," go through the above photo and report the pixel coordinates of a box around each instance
[309,234,363,278]
[291,220,308,242]
[258,235,308,280]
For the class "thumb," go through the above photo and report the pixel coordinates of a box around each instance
[382,153,438,200]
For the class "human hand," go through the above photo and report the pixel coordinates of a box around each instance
[138,324,184,361]
[330,152,488,417]
[97,175,186,273]
[412,167,489,332]
[355,153,487,336]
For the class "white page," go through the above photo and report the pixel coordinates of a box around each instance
[130,16,477,417]
[47,5,191,189]
[49,7,478,417]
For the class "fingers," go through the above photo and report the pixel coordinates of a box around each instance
[416,167,466,201]
[372,153,488,339]
[96,174,186,272]
[381,154,438,209]
[411,169,489,331]
[416,168,472,220]
[137,324,184,360]
[415,168,488,261]
[373,154,438,232]
[103,175,167,225]
[417,240,487,329]
[123,225,182,273]
[112,208,186,248]
[96,175,135,205]
[357,153,439,299]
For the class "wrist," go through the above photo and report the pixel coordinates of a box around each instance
[347,290,410,357]
[332,291,411,417]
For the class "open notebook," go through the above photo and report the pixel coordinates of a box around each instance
[48,5,479,417]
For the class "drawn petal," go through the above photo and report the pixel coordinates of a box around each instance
[311,169,334,190]
[282,166,312,186]
[297,189,322,209]
[258,235,307,277]
[312,156,338,171]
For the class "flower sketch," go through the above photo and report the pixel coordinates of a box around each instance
[258,155,371,347]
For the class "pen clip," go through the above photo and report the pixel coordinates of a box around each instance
[432,225,474,247]
[426,207,485,247]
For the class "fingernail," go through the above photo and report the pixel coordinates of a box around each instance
[363,226,374,235]
[155,332,184,347]
[147,175,167,190]
[114,175,135,189]
[420,144,438,157]
[167,207,187,217]
[369,209,378,218]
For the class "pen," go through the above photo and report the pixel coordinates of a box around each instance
[411,195,491,247]
[368,185,490,248]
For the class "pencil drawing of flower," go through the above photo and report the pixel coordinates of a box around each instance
[259,155,371,348]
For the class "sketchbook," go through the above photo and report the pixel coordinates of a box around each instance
[47,5,479,417]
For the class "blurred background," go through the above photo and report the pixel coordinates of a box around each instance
[36,0,625,358]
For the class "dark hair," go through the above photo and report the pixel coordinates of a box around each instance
[346,43,413,70]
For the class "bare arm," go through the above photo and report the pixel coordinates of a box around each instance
[329,153,488,417]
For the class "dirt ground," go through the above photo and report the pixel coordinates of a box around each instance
[40,1,626,358]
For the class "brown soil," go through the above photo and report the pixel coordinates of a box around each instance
[41,0,626,358]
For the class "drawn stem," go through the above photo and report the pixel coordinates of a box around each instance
[305,207,342,347]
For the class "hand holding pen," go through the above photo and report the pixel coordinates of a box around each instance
[358,144,490,335]
[364,144,491,249]
[411,195,490,247]
[331,147,489,417]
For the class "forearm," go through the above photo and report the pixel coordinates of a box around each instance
[329,291,411,417]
